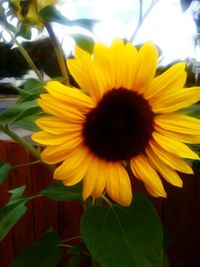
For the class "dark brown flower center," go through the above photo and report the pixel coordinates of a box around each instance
[83,88,154,162]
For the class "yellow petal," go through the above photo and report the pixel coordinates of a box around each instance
[38,96,84,122]
[131,154,167,198]
[134,43,158,94]
[146,146,183,187]
[144,62,186,99]
[83,156,106,199]
[32,131,81,146]
[44,81,95,112]
[36,116,82,135]
[67,48,107,102]
[123,43,138,90]
[155,125,200,144]
[155,113,200,135]
[93,43,115,88]
[41,138,83,164]
[153,132,199,159]
[93,39,126,90]
[109,39,126,88]
[54,146,91,186]
[149,139,194,174]
[106,163,132,206]
[150,87,200,113]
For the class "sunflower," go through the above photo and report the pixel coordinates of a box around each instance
[11,0,57,26]
[32,39,200,206]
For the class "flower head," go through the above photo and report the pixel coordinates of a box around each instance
[32,39,200,206]
[11,0,57,26]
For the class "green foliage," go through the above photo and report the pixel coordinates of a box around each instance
[181,104,200,119]
[68,256,82,267]
[68,245,87,267]
[0,161,11,184]
[0,186,28,241]
[41,181,82,201]
[81,193,164,267]
[12,229,63,267]
[192,159,200,174]
[17,78,45,102]
[0,100,40,125]
[39,5,98,31]
[72,34,95,54]
[16,23,32,40]
[180,0,192,12]
[13,112,41,132]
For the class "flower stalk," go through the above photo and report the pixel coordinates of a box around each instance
[45,23,70,84]
[130,0,159,42]
[0,125,41,160]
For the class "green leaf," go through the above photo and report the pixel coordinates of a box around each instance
[39,5,98,31]
[16,23,32,40]
[0,161,11,184]
[68,256,82,267]
[23,78,44,94]
[0,186,28,241]
[12,229,63,267]
[71,18,99,31]
[13,111,41,132]
[192,159,200,174]
[71,34,95,54]
[81,193,163,267]
[41,181,82,201]
[180,0,192,12]
[181,105,200,119]
[162,253,170,267]
[0,100,39,125]
[17,78,45,102]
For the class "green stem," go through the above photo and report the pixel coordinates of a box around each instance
[45,23,69,84]
[0,125,41,160]
[129,0,159,42]
[28,193,43,201]
[61,235,82,244]
[2,20,44,82]
[11,160,41,169]
[101,195,113,207]
[15,38,44,82]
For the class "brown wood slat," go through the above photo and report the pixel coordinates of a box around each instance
[5,142,35,259]
[0,141,15,267]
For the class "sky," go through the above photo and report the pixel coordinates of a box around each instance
[1,0,199,65]
[53,0,198,65]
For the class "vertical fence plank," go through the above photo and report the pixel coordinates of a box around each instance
[30,163,59,238]
[5,142,35,259]
[0,140,15,267]
[163,174,200,267]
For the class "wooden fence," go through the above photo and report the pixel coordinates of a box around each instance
[0,140,200,267]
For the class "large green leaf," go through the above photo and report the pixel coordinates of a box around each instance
[41,181,82,201]
[81,193,163,267]
[12,229,63,267]
[0,186,28,241]
[0,161,11,184]
[0,100,39,125]
[39,5,98,31]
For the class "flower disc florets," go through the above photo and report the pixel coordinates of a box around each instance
[83,88,154,161]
